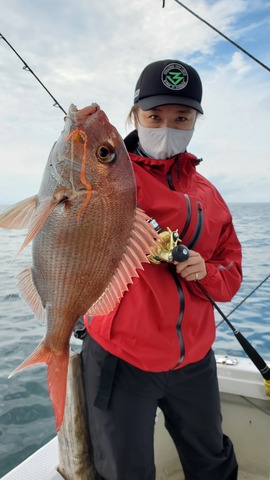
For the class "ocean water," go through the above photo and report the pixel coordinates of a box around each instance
[0,202,269,477]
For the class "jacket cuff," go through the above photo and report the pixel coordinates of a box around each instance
[198,263,219,286]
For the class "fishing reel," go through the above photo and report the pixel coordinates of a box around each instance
[147,227,189,264]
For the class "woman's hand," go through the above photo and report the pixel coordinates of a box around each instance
[174,250,207,282]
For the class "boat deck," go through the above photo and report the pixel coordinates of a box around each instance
[2,357,270,480]
[154,402,268,480]
[1,433,267,480]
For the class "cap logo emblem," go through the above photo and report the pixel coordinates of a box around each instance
[161,63,188,90]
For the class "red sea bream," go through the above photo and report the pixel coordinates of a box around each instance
[0,104,157,430]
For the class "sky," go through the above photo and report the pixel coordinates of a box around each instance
[0,0,269,205]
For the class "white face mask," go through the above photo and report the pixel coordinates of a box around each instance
[137,124,194,160]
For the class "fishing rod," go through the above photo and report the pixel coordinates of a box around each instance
[162,1,270,74]
[171,244,270,386]
[0,33,67,115]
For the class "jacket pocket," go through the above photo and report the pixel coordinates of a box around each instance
[179,195,204,250]
[187,201,204,249]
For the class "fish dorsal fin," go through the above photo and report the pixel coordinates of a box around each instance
[18,196,63,254]
[0,196,37,229]
[16,266,46,323]
[88,208,158,316]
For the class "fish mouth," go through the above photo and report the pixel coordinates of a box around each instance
[69,103,100,127]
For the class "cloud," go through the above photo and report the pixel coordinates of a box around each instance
[205,172,270,203]
[189,49,270,201]
[0,0,269,204]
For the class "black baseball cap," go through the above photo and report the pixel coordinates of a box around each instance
[134,59,203,114]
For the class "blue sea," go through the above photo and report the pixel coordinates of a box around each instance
[0,203,270,477]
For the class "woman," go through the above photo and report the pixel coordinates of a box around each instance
[81,59,242,480]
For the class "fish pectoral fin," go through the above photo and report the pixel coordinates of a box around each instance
[88,208,158,316]
[18,196,63,254]
[9,342,69,432]
[16,266,46,323]
[0,195,37,229]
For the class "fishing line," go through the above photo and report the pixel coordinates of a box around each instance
[196,280,270,382]
[216,273,270,328]
[164,1,270,73]
[0,33,67,115]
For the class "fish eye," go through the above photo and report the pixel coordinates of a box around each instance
[96,142,116,163]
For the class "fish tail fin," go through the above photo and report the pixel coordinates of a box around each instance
[8,342,52,377]
[9,342,69,432]
[47,349,69,432]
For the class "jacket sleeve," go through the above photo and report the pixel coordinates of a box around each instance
[184,218,242,302]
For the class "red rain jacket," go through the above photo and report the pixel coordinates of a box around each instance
[85,137,242,371]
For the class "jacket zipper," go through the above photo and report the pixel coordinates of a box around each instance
[168,264,185,367]
[166,167,204,366]
[167,166,185,367]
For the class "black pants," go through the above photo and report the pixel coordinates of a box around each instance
[81,335,238,480]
